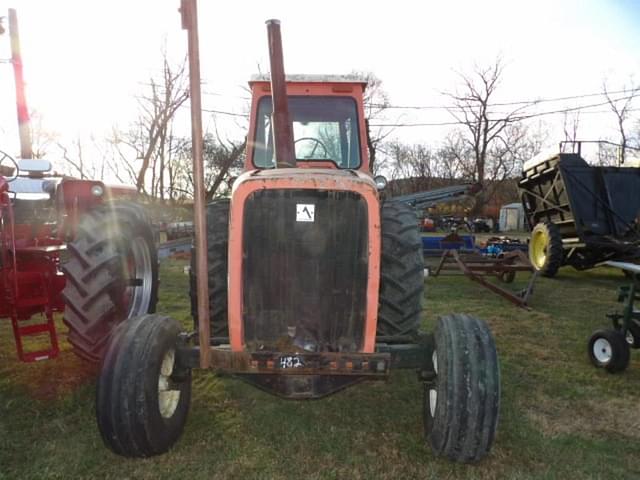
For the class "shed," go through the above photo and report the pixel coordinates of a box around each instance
[499,203,526,232]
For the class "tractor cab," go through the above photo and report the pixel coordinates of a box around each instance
[246,75,370,172]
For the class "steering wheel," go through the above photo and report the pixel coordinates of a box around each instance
[294,137,330,159]
[0,149,19,182]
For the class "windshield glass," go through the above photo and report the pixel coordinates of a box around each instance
[253,96,361,169]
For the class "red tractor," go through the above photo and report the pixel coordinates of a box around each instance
[0,150,158,362]
[95,9,500,464]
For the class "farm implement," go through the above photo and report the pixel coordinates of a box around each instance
[519,141,640,277]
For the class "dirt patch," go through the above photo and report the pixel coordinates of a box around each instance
[526,394,640,440]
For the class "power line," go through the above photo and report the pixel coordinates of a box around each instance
[368,88,635,111]
[369,95,638,128]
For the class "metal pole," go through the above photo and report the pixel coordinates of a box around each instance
[265,19,296,168]
[8,9,32,159]
[181,0,210,368]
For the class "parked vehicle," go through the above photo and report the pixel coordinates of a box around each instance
[0,151,158,362]
[96,11,500,463]
[520,142,640,277]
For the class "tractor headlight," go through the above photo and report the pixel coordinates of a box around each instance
[374,175,387,191]
[91,184,104,197]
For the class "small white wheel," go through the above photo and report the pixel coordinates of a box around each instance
[587,329,630,373]
[592,338,612,364]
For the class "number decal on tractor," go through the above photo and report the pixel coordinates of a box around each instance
[296,204,315,222]
[279,355,305,369]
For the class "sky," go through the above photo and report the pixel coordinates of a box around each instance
[1,0,640,169]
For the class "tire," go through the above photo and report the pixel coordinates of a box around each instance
[62,201,159,362]
[588,329,630,373]
[529,221,563,277]
[377,201,424,339]
[97,314,191,457]
[190,199,229,338]
[424,314,500,463]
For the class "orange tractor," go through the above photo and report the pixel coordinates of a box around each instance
[96,8,501,463]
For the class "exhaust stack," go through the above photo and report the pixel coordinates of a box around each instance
[265,19,296,168]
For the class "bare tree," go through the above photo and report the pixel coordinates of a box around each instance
[29,110,57,159]
[603,78,640,165]
[56,137,87,179]
[171,133,245,200]
[350,71,392,174]
[562,111,580,144]
[109,53,189,193]
[444,58,530,213]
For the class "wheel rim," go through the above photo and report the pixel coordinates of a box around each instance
[593,338,613,363]
[429,350,438,417]
[625,330,634,346]
[530,228,549,269]
[123,236,153,317]
[158,349,181,419]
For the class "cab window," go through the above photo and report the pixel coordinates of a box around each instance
[253,96,361,169]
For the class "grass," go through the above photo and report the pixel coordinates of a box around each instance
[1,259,640,479]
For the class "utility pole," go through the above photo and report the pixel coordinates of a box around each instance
[8,8,32,159]
[181,0,210,368]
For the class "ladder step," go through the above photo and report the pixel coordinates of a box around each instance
[18,323,54,337]
[15,296,48,308]
[21,349,59,363]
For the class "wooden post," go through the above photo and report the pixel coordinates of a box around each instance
[181,0,210,368]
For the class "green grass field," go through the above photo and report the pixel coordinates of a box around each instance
[1,259,639,479]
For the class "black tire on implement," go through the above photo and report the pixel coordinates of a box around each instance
[190,199,230,338]
[97,314,191,457]
[377,201,424,339]
[62,201,158,362]
[588,328,630,373]
[424,314,501,463]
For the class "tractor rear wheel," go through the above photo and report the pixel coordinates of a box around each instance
[529,221,563,277]
[377,201,424,339]
[190,199,230,338]
[97,314,191,457]
[62,201,158,362]
[424,314,500,463]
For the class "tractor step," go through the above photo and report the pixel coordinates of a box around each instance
[15,296,49,308]
[18,323,53,337]
[21,349,57,362]
[10,312,60,363]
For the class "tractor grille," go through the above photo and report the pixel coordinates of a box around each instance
[242,189,368,353]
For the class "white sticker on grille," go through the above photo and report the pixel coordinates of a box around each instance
[296,204,315,222]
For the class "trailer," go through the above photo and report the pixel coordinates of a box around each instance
[519,142,640,277]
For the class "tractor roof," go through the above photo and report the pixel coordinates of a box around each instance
[249,74,367,89]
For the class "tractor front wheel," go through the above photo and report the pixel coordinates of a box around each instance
[62,201,158,362]
[424,314,500,463]
[529,221,563,277]
[97,314,191,457]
